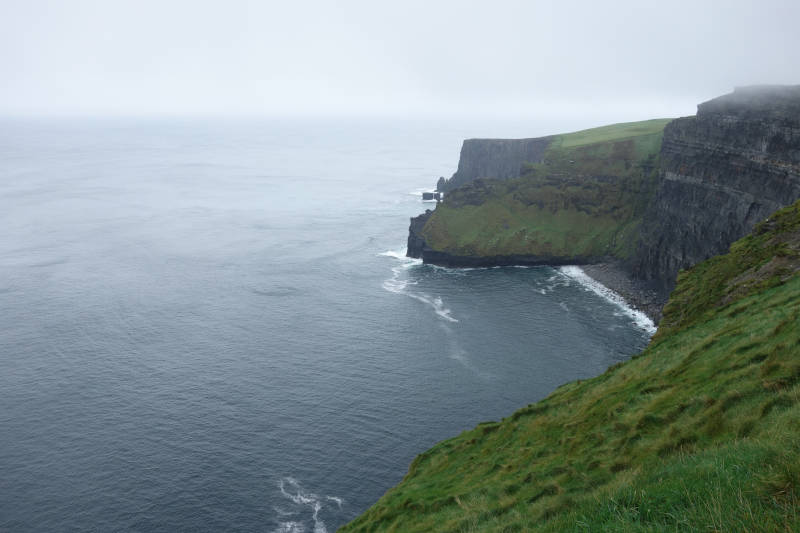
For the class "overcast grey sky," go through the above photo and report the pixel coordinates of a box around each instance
[1,0,798,119]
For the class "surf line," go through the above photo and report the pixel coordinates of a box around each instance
[379,248,459,323]
[557,265,656,335]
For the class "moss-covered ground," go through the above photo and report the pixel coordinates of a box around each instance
[341,200,800,532]
[421,119,672,259]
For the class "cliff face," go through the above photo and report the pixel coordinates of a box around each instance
[406,209,432,258]
[440,137,553,192]
[632,85,800,293]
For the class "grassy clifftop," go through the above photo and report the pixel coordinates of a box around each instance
[420,119,671,260]
[342,200,800,532]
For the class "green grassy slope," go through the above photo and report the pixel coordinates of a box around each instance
[421,119,671,259]
[342,200,800,532]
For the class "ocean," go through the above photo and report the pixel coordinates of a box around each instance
[0,117,653,532]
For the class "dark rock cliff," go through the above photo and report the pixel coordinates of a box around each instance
[440,137,553,192]
[632,85,800,295]
[407,209,433,258]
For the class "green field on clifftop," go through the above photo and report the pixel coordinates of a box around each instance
[420,119,671,260]
[342,200,800,532]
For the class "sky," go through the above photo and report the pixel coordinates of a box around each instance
[1,0,798,120]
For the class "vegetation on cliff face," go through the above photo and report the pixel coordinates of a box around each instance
[342,200,800,532]
[419,119,670,260]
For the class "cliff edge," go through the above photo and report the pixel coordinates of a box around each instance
[440,137,554,192]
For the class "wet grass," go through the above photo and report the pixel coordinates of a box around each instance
[341,200,800,532]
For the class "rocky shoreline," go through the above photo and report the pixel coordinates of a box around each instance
[581,262,666,324]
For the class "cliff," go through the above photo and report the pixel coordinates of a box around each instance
[406,209,432,258]
[343,199,800,532]
[408,119,669,269]
[440,137,554,192]
[410,87,800,306]
[632,85,800,294]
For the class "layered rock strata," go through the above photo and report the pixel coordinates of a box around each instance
[632,85,800,294]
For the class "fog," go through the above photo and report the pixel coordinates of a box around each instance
[2,0,798,120]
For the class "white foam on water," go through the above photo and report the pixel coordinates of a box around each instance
[277,477,342,533]
[534,271,572,295]
[312,502,325,533]
[274,522,305,533]
[378,249,417,261]
[325,496,343,509]
[557,266,656,335]
[438,322,491,379]
[380,248,458,323]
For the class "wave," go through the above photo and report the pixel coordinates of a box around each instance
[380,248,458,322]
[534,272,573,295]
[404,292,459,323]
[557,266,656,335]
[378,249,420,262]
[325,496,343,509]
[275,477,343,533]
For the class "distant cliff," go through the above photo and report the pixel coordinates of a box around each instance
[439,137,554,192]
[410,86,800,307]
[632,85,800,294]
[408,119,670,270]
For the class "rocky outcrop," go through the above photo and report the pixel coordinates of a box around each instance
[407,210,433,258]
[439,137,553,192]
[632,85,800,295]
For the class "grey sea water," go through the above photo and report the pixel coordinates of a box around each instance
[0,118,652,532]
